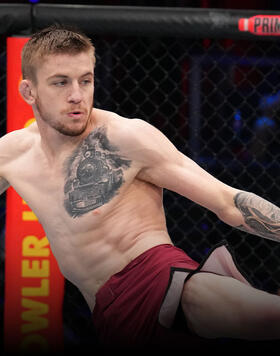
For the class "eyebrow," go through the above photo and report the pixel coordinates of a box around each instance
[47,72,93,80]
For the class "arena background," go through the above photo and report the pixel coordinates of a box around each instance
[0,0,280,352]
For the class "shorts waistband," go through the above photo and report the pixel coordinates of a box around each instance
[116,243,174,276]
[95,243,175,297]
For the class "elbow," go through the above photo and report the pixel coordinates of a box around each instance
[216,205,244,228]
[215,188,244,228]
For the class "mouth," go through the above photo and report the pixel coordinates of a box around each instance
[67,111,84,119]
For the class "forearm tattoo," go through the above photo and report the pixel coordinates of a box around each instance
[234,191,280,243]
[64,127,131,217]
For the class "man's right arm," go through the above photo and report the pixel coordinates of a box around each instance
[0,176,10,195]
[0,130,18,195]
[0,133,10,195]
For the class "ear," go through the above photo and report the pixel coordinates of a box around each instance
[19,79,36,105]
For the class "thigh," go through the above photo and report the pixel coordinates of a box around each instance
[181,272,280,340]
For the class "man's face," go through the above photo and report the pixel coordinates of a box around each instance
[33,51,94,137]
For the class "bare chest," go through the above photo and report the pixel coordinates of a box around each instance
[6,133,135,232]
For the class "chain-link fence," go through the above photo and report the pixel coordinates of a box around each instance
[94,35,280,290]
[0,17,280,351]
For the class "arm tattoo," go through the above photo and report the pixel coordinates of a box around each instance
[64,127,131,218]
[234,191,280,243]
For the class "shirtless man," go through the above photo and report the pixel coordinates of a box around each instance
[1,25,280,349]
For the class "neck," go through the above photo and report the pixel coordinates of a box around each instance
[36,117,95,165]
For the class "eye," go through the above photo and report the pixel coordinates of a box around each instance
[53,80,67,87]
[81,79,92,85]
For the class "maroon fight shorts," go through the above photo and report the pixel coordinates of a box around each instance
[92,242,250,349]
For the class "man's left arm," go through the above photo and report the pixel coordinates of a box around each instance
[133,119,280,243]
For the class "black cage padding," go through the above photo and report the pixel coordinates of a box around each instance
[1,3,280,40]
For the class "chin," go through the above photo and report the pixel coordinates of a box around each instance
[61,127,87,137]
[57,116,91,136]
[56,123,88,137]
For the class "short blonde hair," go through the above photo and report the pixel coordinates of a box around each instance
[21,24,96,83]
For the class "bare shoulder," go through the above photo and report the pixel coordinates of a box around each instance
[94,107,149,129]
[0,122,39,162]
[93,110,181,174]
[94,108,169,149]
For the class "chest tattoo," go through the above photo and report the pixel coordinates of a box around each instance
[64,127,132,217]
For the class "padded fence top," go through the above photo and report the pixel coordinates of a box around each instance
[1,3,280,40]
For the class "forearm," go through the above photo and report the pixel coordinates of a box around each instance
[233,191,280,243]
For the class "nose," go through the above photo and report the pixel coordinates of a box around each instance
[67,82,83,104]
